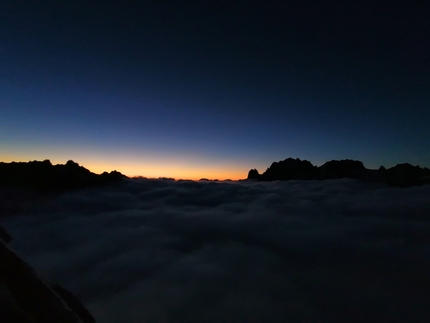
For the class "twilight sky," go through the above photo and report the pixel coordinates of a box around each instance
[1,1,429,179]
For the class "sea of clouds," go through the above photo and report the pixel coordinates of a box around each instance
[2,178,430,323]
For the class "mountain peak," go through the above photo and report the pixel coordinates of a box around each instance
[247,158,430,187]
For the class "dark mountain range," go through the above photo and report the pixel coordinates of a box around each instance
[0,160,126,217]
[0,160,125,192]
[248,158,430,187]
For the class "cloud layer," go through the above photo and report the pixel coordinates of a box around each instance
[2,179,430,323]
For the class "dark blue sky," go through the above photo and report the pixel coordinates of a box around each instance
[1,1,429,179]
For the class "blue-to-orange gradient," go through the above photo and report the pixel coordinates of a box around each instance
[1,2,429,178]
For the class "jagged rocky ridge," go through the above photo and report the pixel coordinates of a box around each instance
[0,160,125,192]
[248,158,430,187]
[0,225,95,323]
[0,160,127,217]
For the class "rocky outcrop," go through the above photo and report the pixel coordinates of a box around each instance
[50,284,95,323]
[260,158,317,181]
[247,169,260,180]
[0,225,95,323]
[318,159,366,179]
[0,226,12,244]
[0,160,126,192]
[383,163,430,187]
[247,157,430,187]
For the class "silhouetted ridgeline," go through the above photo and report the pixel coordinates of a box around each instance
[0,160,126,192]
[248,158,430,187]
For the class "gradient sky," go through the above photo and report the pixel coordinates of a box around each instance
[1,1,429,179]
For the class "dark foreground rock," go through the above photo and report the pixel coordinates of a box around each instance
[0,160,126,192]
[247,158,430,187]
[0,225,95,323]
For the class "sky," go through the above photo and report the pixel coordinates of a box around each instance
[3,178,430,322]
[1,1,429,179]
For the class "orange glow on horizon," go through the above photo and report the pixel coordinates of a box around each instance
[0,152,248,181]
[81,162,246,180]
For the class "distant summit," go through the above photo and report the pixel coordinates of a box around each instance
[261,158,317,181]
[247,158,430,187]
[0,159,126,192]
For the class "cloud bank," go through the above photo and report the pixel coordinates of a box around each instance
[2,179,430,323]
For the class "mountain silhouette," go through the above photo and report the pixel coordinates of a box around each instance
[261,158,317,180]
[247,158,430,187]
[0,160,126,192]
